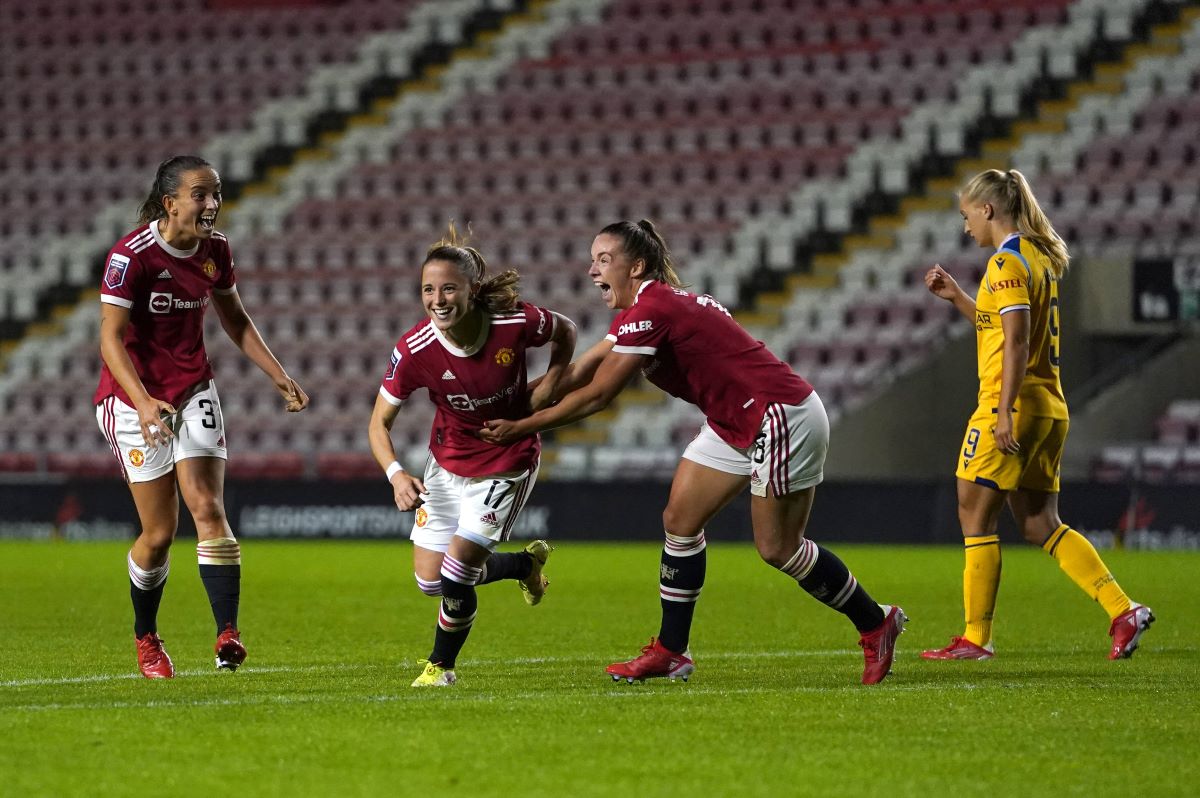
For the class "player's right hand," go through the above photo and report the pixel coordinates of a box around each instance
[925,264,961,301]
[136,399,177,448]
[390,471,427,512]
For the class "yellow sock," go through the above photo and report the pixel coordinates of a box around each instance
[1042,524,1131,619]
[963,534,1001,646]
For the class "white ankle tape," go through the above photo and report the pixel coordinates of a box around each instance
[197,537,241,566]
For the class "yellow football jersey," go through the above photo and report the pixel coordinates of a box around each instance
[972,234,1068,419]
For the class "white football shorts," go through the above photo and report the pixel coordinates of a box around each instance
[96,380,227,483]
[682,392,829,497]
[410,454,540,552]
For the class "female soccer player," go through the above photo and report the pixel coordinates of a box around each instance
[921,168,1152,661]
[96,155,309,679]
[481,220,905,685]
[367,230,576,687]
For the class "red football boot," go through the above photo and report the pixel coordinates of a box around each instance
[1108,603,1155,660]
[606,638,695,683]
[858,605,907,685]
[136,632,176,679]
[920,635,994,660]
[215,624,247,671]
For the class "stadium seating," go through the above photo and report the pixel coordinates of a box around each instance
[1093,399,1200,483]
[1,0,1198,479]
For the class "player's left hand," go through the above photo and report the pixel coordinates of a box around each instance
[480,419,523,445]
[992,411,1019,455]
[276,376,309,412]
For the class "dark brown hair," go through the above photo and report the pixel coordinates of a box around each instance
[597,219,686,288]
[423,223,520,313]
[137,155,216,224]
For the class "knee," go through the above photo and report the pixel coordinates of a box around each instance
[1021,518,1058,546]
[138,522,176,553]
[662,506,701,538]
[189,493,227,528]
[755,538,796,570]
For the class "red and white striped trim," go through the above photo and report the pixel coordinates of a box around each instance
[765,404,793,496]
[499,456,538,543]
[664,530,706,557]
[781,538,818,581]
[660,584,702,603]
[828,574,859,609]
[437,607,477,633]
[99,396,128,481]
[440,554,482,586]
[415,574,442,597]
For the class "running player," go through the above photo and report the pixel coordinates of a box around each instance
[922,168,1152,661]
[96,155,309,679]
[367,228,576,687]
[481,220,906,685]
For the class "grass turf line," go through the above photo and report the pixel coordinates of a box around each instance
[0,540,1197,797]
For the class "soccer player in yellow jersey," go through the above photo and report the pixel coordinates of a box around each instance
[922,169,1153,661]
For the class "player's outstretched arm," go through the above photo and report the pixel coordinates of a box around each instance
[925,264,976,322]
[481,348,644,445]
[530,311,578,411]
[99,303,176,447]
[212,288,308,412]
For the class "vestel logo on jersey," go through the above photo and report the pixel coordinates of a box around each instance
[494,347,515,366]
[619,320,653,336]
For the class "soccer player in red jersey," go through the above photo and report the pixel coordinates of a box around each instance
[96,155,309,678]
[482,220,906,685]
[922,169,1152,661]
[367,229,576,687]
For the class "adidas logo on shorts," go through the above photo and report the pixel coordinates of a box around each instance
[479,511,499,527]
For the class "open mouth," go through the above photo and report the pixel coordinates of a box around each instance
[595,282,612,302]
[199,215,216,232]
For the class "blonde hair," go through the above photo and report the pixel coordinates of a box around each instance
[422,223,520,313]
[598,219,688,288]
[961,169,1069,276]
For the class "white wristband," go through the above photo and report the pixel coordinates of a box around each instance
[385,461,404,481]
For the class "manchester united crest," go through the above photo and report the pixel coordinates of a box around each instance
[495,347,515,366]
[415,507,428,527]
[202,258,217,278]
[129,449,145,467]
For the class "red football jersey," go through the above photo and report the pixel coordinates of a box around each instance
[94,222,236,407]
[380,302,557,476]
[605,280,812,448]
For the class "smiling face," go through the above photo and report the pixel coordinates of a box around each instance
[421,258,480,340]
[589,233,645,310]
[161,167,221,247]
[959,195,995,250]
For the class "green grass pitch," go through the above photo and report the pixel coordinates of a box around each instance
[1,540,1197,797]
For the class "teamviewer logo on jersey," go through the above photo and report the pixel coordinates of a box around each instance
[149,292,173,313]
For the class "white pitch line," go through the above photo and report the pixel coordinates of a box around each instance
[4,680,983,714]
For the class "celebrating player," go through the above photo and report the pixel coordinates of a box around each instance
[96,155,309,679]
[367,228,576,687]
[922,168,1153,661]
[481,220,906,685]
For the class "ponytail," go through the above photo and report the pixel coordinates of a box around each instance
[961,169,1070,276]
[423,223,521,313]
[598,219,687,288]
